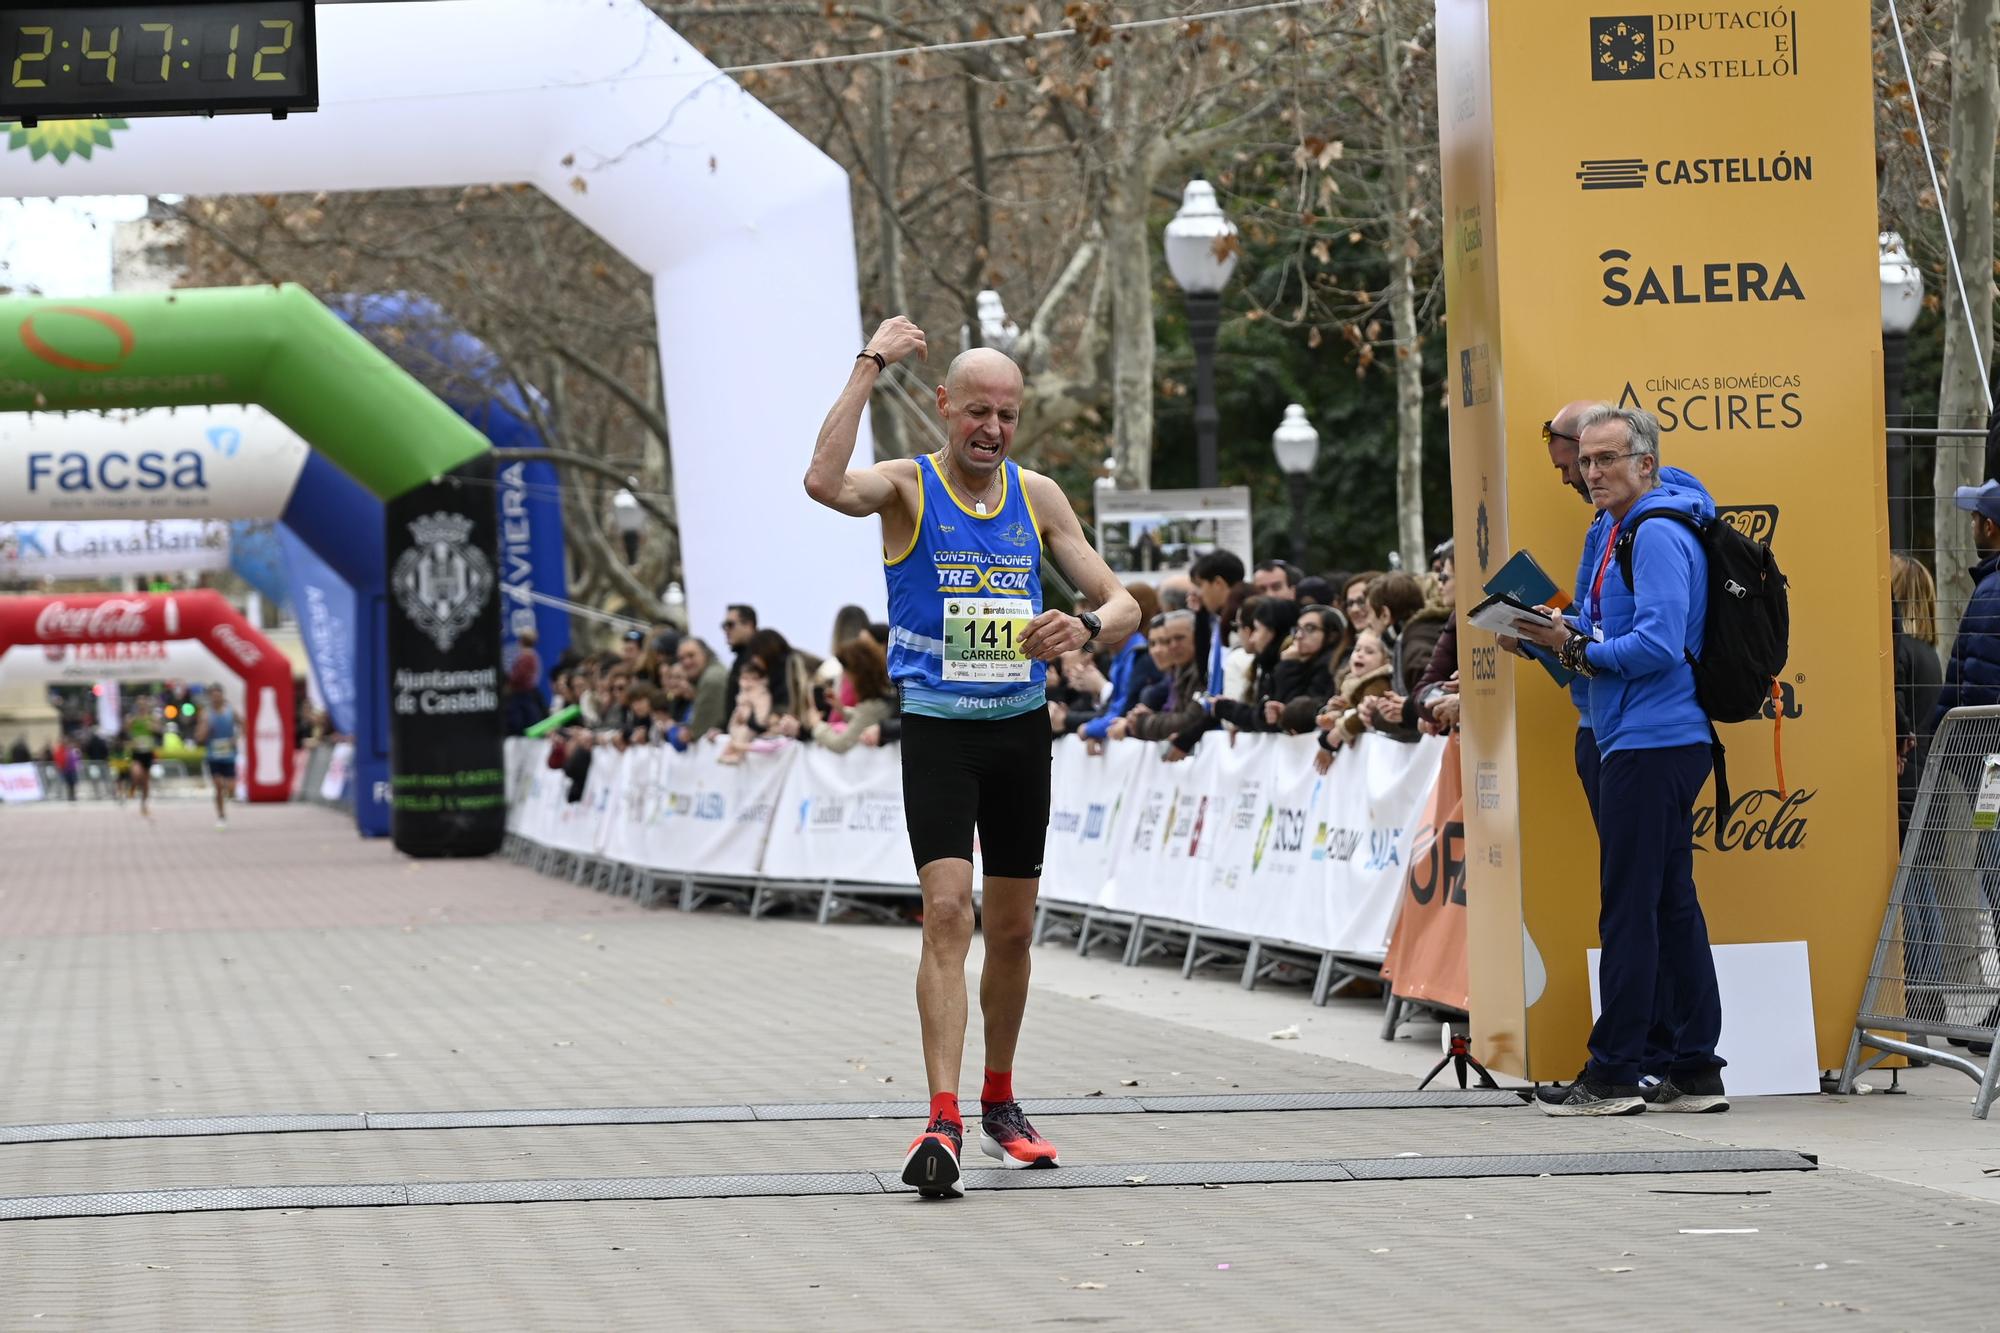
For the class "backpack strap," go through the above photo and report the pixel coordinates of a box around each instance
[1613,507,1705,591]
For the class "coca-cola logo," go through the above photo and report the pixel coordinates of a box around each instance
[1693,788,1814,852]
[212,623,263,667]
[33,598,149,641]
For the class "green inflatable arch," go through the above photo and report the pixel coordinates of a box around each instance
[0,285,509,860]
[0,285,489,498]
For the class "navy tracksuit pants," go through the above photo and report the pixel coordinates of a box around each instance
[1574,734,1725,1085]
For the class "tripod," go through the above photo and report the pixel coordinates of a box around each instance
[1418,1027,1500,1090]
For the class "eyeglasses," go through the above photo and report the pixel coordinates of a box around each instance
[721,620,738,631]
[1577,450,1641,474]
[1297,622,1324,635]
[1542,421,1581,447]
[1344,597,1369,611]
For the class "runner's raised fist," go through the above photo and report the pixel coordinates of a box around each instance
[865,316,928,366]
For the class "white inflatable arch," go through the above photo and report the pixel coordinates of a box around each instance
[0,0,876,638]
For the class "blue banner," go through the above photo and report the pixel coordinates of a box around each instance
[333,295,570,693]
[276,524,358,738]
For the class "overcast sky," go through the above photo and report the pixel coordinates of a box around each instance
[0,196,149,297]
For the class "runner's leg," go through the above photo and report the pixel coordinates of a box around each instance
[977,876,1038,1074]
[915,857,976,1097]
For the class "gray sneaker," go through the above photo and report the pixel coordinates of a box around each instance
[1644,1068,1730,1113]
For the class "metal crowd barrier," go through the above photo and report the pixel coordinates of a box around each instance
[1840,705,2000,1118]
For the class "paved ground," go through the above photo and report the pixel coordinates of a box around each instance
[0,800,1994,1331]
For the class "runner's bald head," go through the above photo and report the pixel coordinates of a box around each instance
[943,348,1023,400]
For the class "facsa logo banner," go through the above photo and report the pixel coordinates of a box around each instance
[0,409,310,521]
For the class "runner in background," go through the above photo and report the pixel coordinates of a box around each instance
[126,708,157,818]
[196,687,238,828]
[804,316,1140,1198]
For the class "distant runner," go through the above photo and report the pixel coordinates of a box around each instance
[805,317,1139,1198]
[197,687,237,828]
[127,710,156,818]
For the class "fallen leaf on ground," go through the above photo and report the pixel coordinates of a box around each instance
[1074,1283,1106,1291]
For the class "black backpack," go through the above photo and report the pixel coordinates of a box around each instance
[1616,510,1790,842]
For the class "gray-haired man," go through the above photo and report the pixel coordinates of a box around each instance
[1516,406,1728,1117]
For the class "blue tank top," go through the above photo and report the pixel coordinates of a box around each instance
[885,454,1046,720]
[207,708,237,758]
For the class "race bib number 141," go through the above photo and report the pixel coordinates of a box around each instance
[942,597,1032,682]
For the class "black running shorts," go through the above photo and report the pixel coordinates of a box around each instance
[899,708,1053,879]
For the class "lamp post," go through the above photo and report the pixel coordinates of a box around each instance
[1163,178,1239,489]
[1880,231,1924,553]
[611,487,642,566]
[1271,404,1320,566]
[971,289,1021,358]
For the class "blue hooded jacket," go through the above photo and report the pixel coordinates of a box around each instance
[1572,467,1713,756]
[1931,548,2000,729]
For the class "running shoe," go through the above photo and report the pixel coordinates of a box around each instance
[1533,1068,1645,1117]
[979,1100,1061,1169]
[901,1115,965,1198]
[1643,1067,1730,1114]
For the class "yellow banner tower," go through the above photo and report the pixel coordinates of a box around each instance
[1438,1,1894,1078]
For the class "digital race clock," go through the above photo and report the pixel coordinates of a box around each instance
[1,1,316,125]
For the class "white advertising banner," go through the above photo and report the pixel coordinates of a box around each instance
[632,738,795,877]
[761,741,918,887]
[319,742,355,803]
[1099,742,1221,923]
[0,640,242,704]
[0,519,230,578]
[1041,738,1150,907]
[501,730,1452,966]
[1318,734,1450,958]
[0,409,310,522]
[0,762,44,803]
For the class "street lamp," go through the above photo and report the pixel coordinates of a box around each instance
[1163,177,1239,489]
[611,487,642,566]
[1880,232,1924,552]
[971,289,1020,358]
[1271,404,1320,567]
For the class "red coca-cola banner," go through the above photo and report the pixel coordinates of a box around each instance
[0,591,295,802]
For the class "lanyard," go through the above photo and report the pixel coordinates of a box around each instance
[1588,521,1622,625]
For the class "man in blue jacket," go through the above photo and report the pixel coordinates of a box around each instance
[1929,481,2000,1056]
[1518,405,1727,1116]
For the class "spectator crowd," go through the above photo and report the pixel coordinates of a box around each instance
[527,542,1462,802]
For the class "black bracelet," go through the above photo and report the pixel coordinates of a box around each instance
[857,350,886,371]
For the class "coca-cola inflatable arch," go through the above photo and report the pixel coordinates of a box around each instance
[0,592,295,802]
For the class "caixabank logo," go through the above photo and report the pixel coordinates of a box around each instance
[1591,11,1800,83]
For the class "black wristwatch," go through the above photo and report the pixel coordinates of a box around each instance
[1077,611,1102,643]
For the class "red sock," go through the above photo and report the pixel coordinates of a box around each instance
[981,1069,1013,1108]
[929,1091,961,1128]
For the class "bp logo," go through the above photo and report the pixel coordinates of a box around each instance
[5,119,129,163]
[392,512,494,653]
[1591,16,1654,80]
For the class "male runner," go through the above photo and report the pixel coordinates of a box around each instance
[127,708,156,818]
[805,317,1139,1198]
[195,687,237,828]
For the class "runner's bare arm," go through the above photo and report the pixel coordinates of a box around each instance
[1020,470,1141,661]
[803,316,928,517]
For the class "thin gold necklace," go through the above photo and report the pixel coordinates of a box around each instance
[939,451,1001,514]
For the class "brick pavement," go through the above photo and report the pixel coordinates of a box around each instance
[0,802,1993,1332]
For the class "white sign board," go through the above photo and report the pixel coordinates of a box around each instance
[0,519,230,578]
[1588,940,1822,1097]
[0,409,310,521]
[1094,486,1253,581]
[0,763,44,803]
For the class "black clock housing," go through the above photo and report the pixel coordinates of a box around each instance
[1,0,316,125]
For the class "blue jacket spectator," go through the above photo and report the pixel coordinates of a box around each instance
[1081,632,1162,741]
[1931,483,2000,730]
[1573,467,1713,755]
